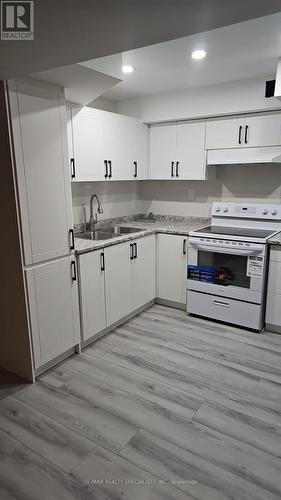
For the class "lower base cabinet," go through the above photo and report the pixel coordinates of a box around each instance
[26,256,80,369]
[78,235,156,341]
[266,246,281,332]
[157,234,188,305]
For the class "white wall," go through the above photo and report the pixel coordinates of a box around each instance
[117,77,281,123]
[88,95,117,112]
[71,181,143,224]
[139,165,281,217]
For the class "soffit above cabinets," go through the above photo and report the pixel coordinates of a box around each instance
[30,64,121,106]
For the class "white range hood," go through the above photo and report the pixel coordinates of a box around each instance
[207,146,281,166]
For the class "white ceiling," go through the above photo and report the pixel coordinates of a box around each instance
[81,13,281,101]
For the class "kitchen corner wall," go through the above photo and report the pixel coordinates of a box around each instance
[139,165,281,218]
[71,181,143,224]
[71,165,281,224]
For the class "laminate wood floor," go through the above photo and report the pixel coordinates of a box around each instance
[1,304,281,499]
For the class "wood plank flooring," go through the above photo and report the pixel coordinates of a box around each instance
[1,304,281,499]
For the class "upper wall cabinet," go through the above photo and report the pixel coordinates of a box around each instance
[149,120,206,180]
[69,106,148,181]
[206,112,281,150]
[8,80,73,266]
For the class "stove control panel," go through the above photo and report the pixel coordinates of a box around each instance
[212,203,281,220]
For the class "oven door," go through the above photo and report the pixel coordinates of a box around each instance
[187,238,267,304]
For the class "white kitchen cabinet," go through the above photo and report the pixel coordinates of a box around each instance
[206,112,281,150]
[176,120,206,180]
[8,80,74,266]
[157,234,188,306]
[266,246,281,332]
[132,119,148,179]
[149,123,177,179]
[149,120,206,180]
[104,241,134,325]
[71,106,108,181]
[205,116,245,149]
[78,250,106,341]
[244,112,281,147]
[78,236,156,336]
[132,235,156,308]
[26,256,80,369]
[107,113,132,180]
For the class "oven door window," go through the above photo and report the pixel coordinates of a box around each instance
[189,250,251,288]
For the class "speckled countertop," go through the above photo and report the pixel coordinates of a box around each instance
[269,231,281,246]
[74,216,209,255]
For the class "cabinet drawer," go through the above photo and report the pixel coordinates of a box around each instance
[187,290,262,330]
[266,292,281,326]
[267,260,281,294]
[270,246,281,262]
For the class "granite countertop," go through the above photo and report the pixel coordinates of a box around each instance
[74,217,209,255]
[269,231,281,246]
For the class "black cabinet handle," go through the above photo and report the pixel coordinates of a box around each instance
[134,242,137,259]
[171,161,174,177]
[245,125,249,144]
[183,239,187,255]
[176,161,179,178]
[71,260,77,281]
[70,158,76,179]
[238,126,242,145]
[108,160,112,178]
[130,243,134,260]
[100,252,105,272]
[69,229,75,250]
[104,160,108,178]
[133,161,137,178]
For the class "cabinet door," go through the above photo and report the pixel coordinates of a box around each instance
[104,242,134,325]
[245,112,281,147]
[176,120,206,180]
[72,106,108,181]
[8,80,73,266]
[149,123,177,179]
[132,120,148,179]
[26,256,80,369]
[205,116,245,149]
[108,113,132,180]
[157,234,187,304]
[133,236,156,309]
[78,250,106,341]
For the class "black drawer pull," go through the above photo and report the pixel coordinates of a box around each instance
[238,126,242,145]
[71,260,77,281]
[134,242,137,259]
[104,160,108,178]
[245,125,249,144]
[176,161,179,177]
[171,161,174,177]
[69,229,75,250]
[70,158,76,179]
[130,243,134,260]
[100,252,105,271]
[108,160,112,178]
[183,239,187,255]
[134,161,137,178]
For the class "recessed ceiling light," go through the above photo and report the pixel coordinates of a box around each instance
[122,65,135,74]
[191,50,206,60]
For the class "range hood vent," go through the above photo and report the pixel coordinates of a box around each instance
[207,146,281,166]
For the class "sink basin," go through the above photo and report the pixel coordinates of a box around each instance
[76,226,144,241]
[76,231,116,241]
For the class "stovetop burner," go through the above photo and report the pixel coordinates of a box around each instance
[193,225,275,239]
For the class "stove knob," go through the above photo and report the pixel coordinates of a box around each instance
[223,207,229,213]
[262,209,268,215]
[215,207,221,212]
[271,209,278,216]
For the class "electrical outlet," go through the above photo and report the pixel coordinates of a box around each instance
[187,189,195,202]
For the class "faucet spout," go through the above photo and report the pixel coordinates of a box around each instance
[88,194,104,232]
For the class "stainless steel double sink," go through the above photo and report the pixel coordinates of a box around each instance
[77,225,144,241]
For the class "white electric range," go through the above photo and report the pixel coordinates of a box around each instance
[187,202,281,331]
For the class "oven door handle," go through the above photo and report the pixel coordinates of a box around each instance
[190,243,263,257]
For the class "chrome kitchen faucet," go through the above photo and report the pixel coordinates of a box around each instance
[88,194,104,232]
